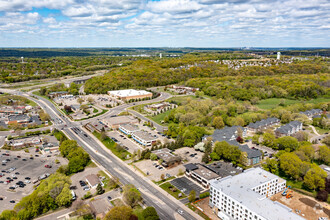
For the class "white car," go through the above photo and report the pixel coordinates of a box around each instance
[178,210,184,215]
[25,180,31,184]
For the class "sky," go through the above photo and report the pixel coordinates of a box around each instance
[0,0,329,47]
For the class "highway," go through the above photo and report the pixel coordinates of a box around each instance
[0,88,199,220]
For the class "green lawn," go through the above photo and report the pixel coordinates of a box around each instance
[159,182,186,200]
[93,131,131,160]
[256,97,330,110]
[168,95,198,105]
[148,110,171,125]
[187,203,212,220]
[314,126,329,135]
[153,176,176,185]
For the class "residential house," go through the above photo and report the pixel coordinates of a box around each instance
[85,174,102,189]
[247,117,280,132]
[300,109,323,119]
[275,121,303,137]
[203,126,247,143]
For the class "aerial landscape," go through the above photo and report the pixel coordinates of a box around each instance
[0,1,329,220]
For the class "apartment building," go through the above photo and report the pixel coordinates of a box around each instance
[209,167,303,220]
[275,121,303,137]
[247,117,280,132]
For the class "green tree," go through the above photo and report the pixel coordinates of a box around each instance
[303,165,327,190]
[55,184,72,207]
[262,133,276,148]
[188,190,196,202]
[298,144,315,160]
[318,145,330,165]
[122,184,142,207]
[105,206,133,220]
[322,135,330,147]
[212,116,224,129]
[150,153,158,161]
[142,207,160,220]
[279,152,302,180]
[96,183,105,195]
[276,136,299,151]
[262,158,278,173]
[77,97,84,105]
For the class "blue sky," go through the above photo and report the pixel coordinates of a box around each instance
[0,0,329,47]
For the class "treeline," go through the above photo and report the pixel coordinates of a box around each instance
[185,74,329,101]
[0,56,131,83]
[84,57,328,94]
[0,173,72,220]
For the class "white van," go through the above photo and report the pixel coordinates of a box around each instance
[71,190,76,200]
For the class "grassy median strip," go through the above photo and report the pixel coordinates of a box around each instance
[159,182,186,200]
[93,131,131,160]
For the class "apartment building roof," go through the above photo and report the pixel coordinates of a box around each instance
[206,126,245,142]
[210,168,302,220]
[275,121,302,134]
[247,117,279,130]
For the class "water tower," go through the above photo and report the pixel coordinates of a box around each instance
[277,52,281,60]
[21,57,24,63]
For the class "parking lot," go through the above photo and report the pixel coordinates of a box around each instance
[134,147,203,181]
[107,131,143,154]
[170,177,204,196]
[0,149,66,212]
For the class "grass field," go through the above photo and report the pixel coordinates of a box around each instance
[256,97,330,110]
[93,131,131,160]
[168,95,198,104]
[148,110,171,125]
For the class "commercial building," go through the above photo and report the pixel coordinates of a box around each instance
[0,106,26,115]
[7,114,31,125]
[132,130,158,146]
[184,162,242,188]
[108,89,152,101]
[209,167,302,220]
[184,163,220,188]
[152,148,181,167]
[48,91,69,99]
[119,124,140,135]
[275,121,303,137]
[85,174,102,189]
[6,136,41,149]
[102,115,139,129]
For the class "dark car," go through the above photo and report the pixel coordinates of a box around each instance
[0,197,3,200]
[9,187,15,190]
[25,177,31,180]
[13,177,17,180]
[29,157,34,160]
[10,200,15,203]
[15,172,20,175]
[107,196,112,201]
[22,159,27,161]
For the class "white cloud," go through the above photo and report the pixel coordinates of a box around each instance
[0,0,329,47]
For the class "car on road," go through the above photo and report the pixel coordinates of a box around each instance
[9,200,15,203]
[45,165,52,168]
[178,210,184,215]
[25,177,31,180]
[107,196,112,201]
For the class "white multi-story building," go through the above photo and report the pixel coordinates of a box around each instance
[209,167,304,220]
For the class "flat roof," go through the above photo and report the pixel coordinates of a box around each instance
[133,130,157,142]
[193,164,220,180]
[210,168,303,220]
[119,123,140,132]
[86,174,100,186]
[108,89,152,98]
[104,116,138,125]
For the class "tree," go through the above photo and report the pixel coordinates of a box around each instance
[39,111,51,122]
[77,97,84,105]
[210,152,220,160]
[87,97,94,104]
[212,116,224,129]
[188,190,196,202]
[293,131,309,142]
[55,185,72,207]
[142,207,160,220]
[250,97,259,105]
[276,136,299,151]
[262,158,278,173]
[298,144,315,160]
[202,153,209,163]
[262,133,276,148]
[122,184,142,207]
[160,174,165,181]
[150,153,158,161]
[322,135,330,147]
[105,206,133,220]
[318,145,330,165]
[316,190,328,202]
[279,152,302,180]
[281,112,291,124]
[96,183,105,195]
[303,165,327,190]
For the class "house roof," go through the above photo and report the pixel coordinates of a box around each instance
[206,126,245,142]
[184,163,198,171]
[247,117,279,129]
[300,109,322,116]
[86,174,100,186]
[275,120,302,134]
[227,140,262,159]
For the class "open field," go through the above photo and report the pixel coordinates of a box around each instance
[271,191,330,220]
[148,110,171,125]
[256,97,330,110]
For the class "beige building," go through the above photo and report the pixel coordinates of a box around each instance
[107,89,152,101]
